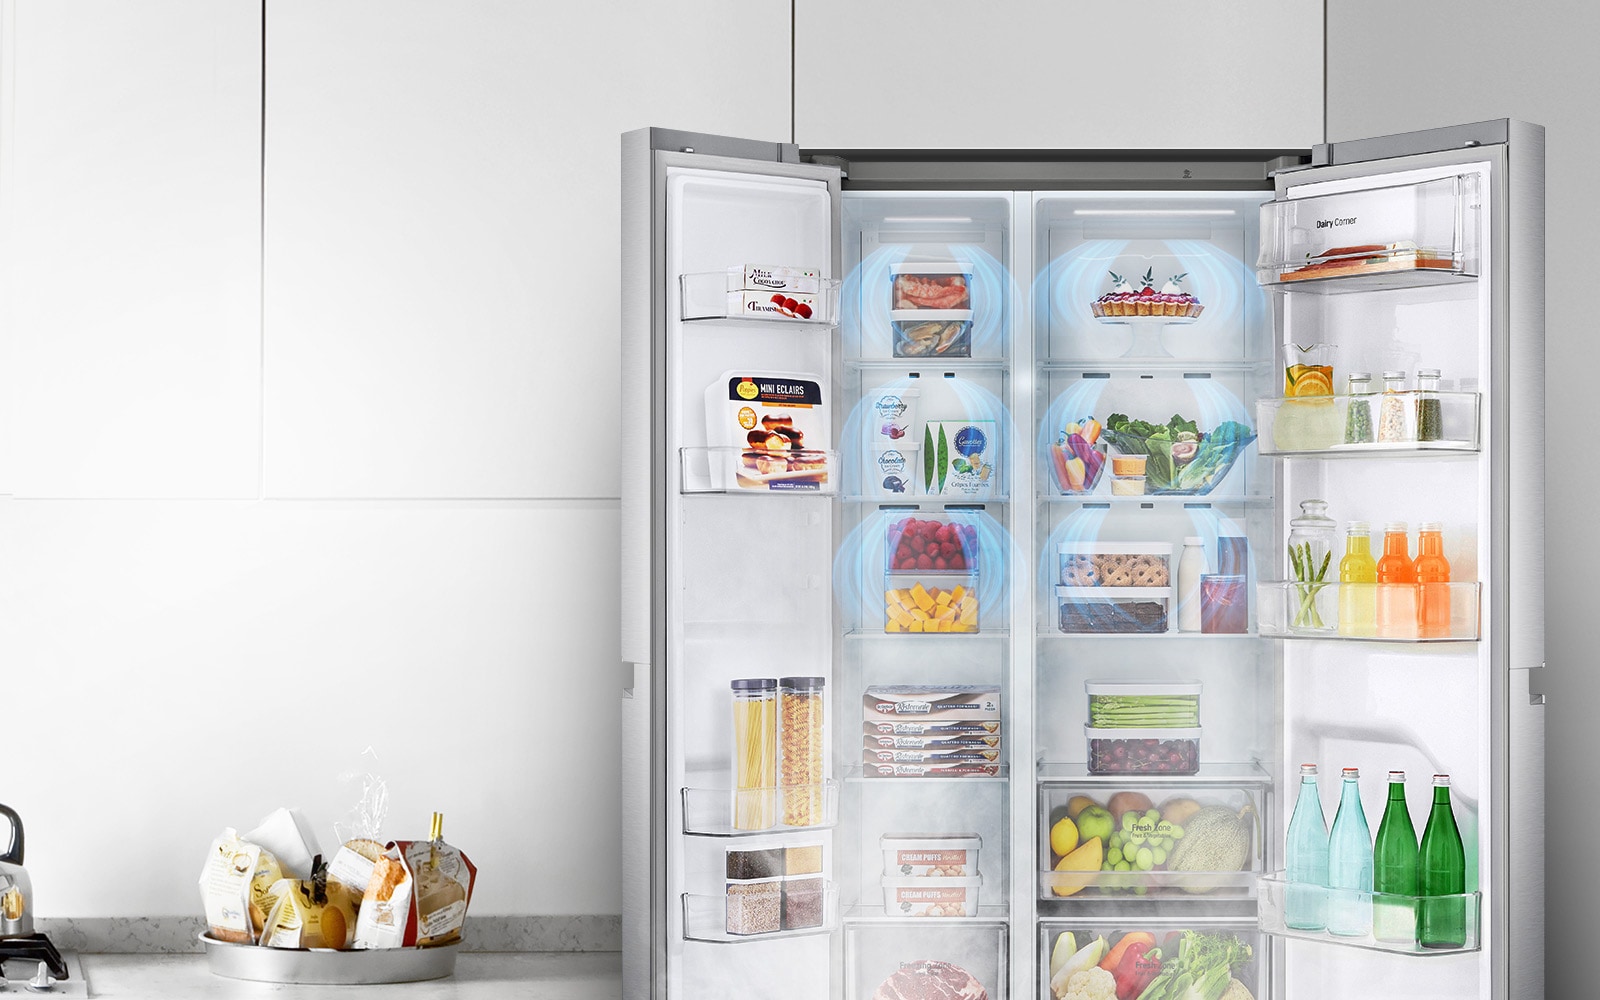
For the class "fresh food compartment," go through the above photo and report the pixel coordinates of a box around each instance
[1037,782,1264,901]
[1255,581,1482,641]
[1039,923,1264,1000]
[1257,173,1481,290]
[680,268,840,323]
[1256,872,1482,955]
[1256,391,1481,455]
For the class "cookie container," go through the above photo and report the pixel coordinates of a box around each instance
[1057,586,1173,634]
[1057,541,1173,589]
[1085,725,1203,775]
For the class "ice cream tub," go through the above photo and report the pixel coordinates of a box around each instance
[868,446,917,497]
[879,875,981,917]
[866,384,920,444]
[880,833,982,878]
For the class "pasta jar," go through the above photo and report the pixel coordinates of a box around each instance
[780,676,826,827]
[731,678,777,831]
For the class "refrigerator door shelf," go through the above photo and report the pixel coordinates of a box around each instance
[680,272,840,324]
[680,446,839,495]
[1256,393,1481,456]
[1257,873,1481,955]
[1256,581,1482,642]
[681,782,840,837]
[682,885,838,944]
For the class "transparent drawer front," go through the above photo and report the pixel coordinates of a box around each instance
[847,920,1008,1000]
[1040,922,1264,1000]
[1256,581,1481,641]
[1256,393,1480,455]
[1257,174,1480,290]
[1258,873,1481,955]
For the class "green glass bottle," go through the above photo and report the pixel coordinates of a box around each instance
[1372,770,1418,943]
[1418,773,1467,948]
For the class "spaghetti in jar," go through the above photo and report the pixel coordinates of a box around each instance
[731,679,777,830]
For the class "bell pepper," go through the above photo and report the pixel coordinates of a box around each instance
[1100,932,1155,973]
[1110,941,1161,1000]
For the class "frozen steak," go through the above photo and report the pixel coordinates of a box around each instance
[871,959,988,1000]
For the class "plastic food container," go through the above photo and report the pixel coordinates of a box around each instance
[1057,586,1172,634]
[726,847,784,880]
[891,263,974,311]
[725,877,783,935]
[782,876,825,930]
[780,677,826,827]
[884,512,980,632]
[892,313,973,358]
[880,875,982,917]
[1111,475,1146,496]
[1085,725,1202,775]
[1058,541,1173,589]
[1111,454,1148,476]
[880,833,982,878]
[1086,681,1202,729]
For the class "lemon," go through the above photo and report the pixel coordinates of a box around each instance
[1049,815,1079,857]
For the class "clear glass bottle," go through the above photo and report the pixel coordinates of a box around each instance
[1416,368,1444,442]
[1288,500,1336,632]
[1327,766,1374,937]
[1285,763,1329,930]
[1418,774,1467,948]
[1344,372,1375,444]
[1377,370,1412,443]
[730,678,777,830]
[779,676,825,827]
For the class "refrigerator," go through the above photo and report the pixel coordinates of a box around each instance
[620,120,1544,1000]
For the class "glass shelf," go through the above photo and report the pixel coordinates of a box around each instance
[1041,359,1268,374]
[680,446,838,495]
[1256,581,1481,642]
[1037,629,1261,641]
[1256,174,1480,292]
[681,885,837,944]
[1040,868,1258,900]
[1257,874,1481,955]
[842,903,1010,926]
[844,764,1009,783]
[1040,494,1272,508]
[842,493,1012,504]
[1256,393,1480,456]
[681,782,840,837]
[845,358,1010,373]
[1037,761,1273,786]
[680,270,839,324]
[843,628,1010,641]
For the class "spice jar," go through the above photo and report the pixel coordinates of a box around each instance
[731,678,777,831]
[1344,372,1375,444]
[1378,370,1412,443]
[780,676,826,827]
[1416,368,1443,442]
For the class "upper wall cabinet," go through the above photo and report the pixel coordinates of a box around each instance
[0,1,262,498]
[263,0,792,499]
[795,0,1324,151]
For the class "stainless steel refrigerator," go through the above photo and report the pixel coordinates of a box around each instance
[621,120,1544,1000]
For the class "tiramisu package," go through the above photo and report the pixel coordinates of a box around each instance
[705,371,830,491]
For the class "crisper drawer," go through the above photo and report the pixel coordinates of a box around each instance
[846,918,1008,1000]
[1040,921,1265,1000]
[1037,768,1269,902]
[1256,173,1481,291]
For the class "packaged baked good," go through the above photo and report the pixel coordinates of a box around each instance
[260,859,358,950]
[198,829,275,944]
[243,807,323,880]
[704,371,831,492]
[353,813,477,949]
[328,838,387,902]
[353,855,413,950]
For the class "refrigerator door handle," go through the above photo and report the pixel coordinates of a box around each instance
[1522,663,1547,705]
[623,661,645,698]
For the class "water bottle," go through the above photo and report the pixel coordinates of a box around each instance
[1418,774,1467,948]
[1284,763,1328,930]
[1372,771,1419,943]
[1327,766,1373,936]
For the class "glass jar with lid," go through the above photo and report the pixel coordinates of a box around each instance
[1344,372,1375,444]
[1288,499,1337,632]
[1416,368,1443,442]
[1378,370,1412,443]
[779,676,826,827]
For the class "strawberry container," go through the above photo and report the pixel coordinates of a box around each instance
[883,510,981,633]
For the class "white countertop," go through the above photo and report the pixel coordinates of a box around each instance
[77,952,621,999]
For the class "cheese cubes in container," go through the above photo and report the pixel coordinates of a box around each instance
[884,511,980,633]
[890,263,974,358]
[1056,542,1174,634]
[880,833,982,877]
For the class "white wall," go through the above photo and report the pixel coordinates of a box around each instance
[1325,4,1590,993]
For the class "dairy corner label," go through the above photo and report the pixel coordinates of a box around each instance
[922,420,996,497]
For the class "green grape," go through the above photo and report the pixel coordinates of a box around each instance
[1135,847,1154,870]
[1143,809,1160,823]
[1109,832,1124,851]
[1121,813,1136,831]
[1132,884,1148,896]
[1107,847,1123,865]
[1128,834,1145,847]
[1114,860,1131,872]
[1153,847,1168,866]
[1170,824,1185,839]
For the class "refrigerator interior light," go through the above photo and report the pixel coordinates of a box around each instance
[880,215,975,224]
[1073,209,1238,216]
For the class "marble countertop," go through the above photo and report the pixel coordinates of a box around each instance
[77,952,622,999]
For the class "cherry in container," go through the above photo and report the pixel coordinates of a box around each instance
[1084,726,1202,775]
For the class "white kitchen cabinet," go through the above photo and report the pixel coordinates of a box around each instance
[795,0,1324,150]
[0,0,262,498]
[263,0,792,499]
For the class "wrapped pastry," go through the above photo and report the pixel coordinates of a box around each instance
[260,857,358,950]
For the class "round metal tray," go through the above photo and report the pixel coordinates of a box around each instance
[200,933,459,984]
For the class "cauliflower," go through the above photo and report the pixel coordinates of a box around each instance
[1061,966,1116,1000]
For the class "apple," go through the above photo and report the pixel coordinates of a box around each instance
[1075,804,1113,845]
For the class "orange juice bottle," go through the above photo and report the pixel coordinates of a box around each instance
[1376,522,1418,639]
[1414,522,1452,639]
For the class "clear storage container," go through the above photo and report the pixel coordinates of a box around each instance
[1086,681,1202,729]
[1057,586,1173,634]
[730,679,777,830]
[780,676,826,827]
[1085,725,1202,775]
[879,874,982,917]
[879,833,982,878]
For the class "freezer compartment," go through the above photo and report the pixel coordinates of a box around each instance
[1256,393,1480,455]
[681,782,840,836]
[1256,581,1482,641]
[1257,173,1481,289]
[846,920,1008,1000]
[1039,922,1264,1000]
[681,883,838,943]
[680,270,840,323]
[679,446,838,494]
[1038,770,1267,902]
[1257,873,1481,955]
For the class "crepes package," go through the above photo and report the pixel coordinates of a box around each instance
[354,828,477,949]
[198,829,283,944]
